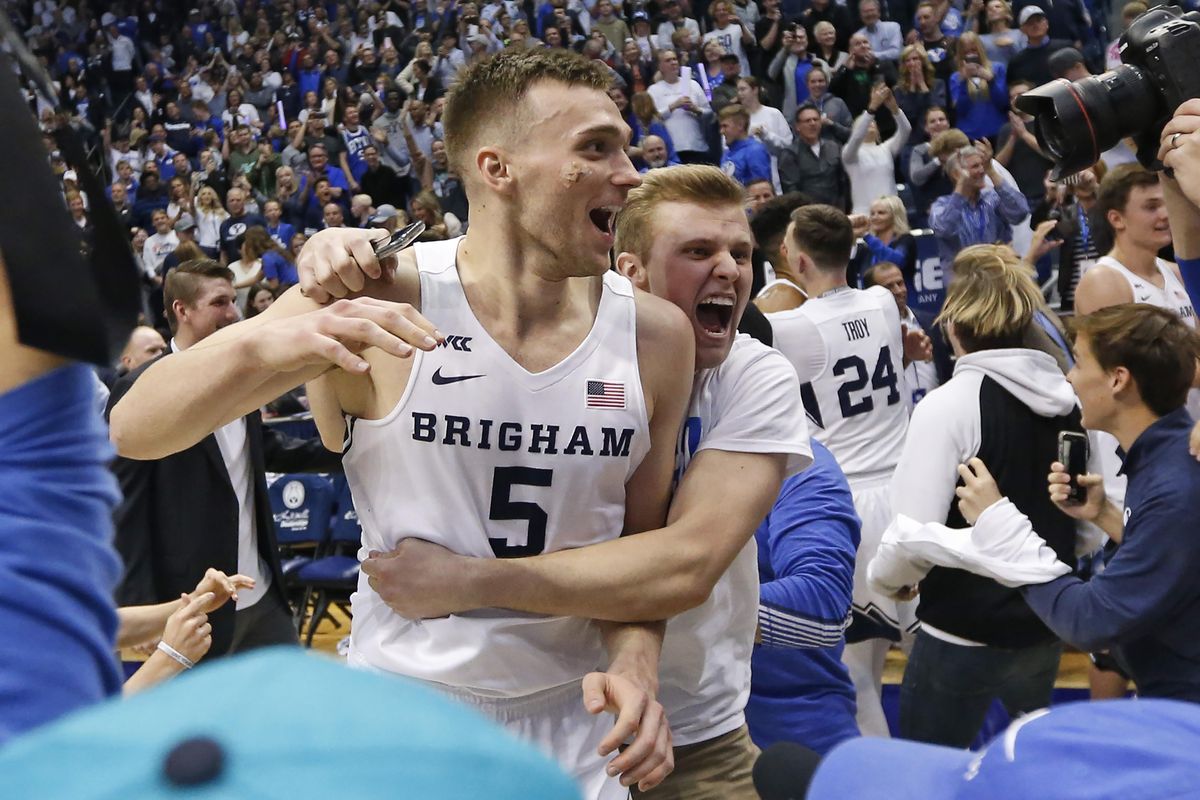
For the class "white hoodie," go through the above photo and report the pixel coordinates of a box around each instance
[889,348,1077,528]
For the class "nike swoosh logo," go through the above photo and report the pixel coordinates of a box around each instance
[1137,295,1152,302]
[431,367,485,385]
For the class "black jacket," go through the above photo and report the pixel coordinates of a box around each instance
[106,355,342,656]
[777,137,848,211]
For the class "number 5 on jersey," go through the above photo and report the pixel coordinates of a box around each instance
[488,467,553,558]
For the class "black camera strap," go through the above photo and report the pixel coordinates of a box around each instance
[0,24,140,366]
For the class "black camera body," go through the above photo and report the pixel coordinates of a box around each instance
[1015,7,1200,178]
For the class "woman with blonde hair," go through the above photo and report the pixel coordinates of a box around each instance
[949,33,1008,141]
[397,42,436,94]
[193,185,228,256]
[861,195,917,279]
[979,0,1026,65]
[894,45,948,141]
[411,190,463,239]
[953,244,1072,372]
[879,242,1083,748]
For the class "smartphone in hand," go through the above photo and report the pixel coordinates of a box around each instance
[1057,431,1089,505]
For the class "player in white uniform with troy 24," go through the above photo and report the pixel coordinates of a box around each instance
[107,49,695,798]
[360,166,811,800]
[767,204,930,738]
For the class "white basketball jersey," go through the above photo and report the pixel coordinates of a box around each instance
[1093,256,1197,327]
[770,285,908,481]
[344,238,650,698]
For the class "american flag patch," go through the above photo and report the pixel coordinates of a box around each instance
[586,380,626,409]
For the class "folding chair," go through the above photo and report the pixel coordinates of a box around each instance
[267,473,336,633]
[294,477,363,648]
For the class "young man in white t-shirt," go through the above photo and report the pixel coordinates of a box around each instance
[647,50,712,162]
[768,204,930,738]
[358,166,812,799]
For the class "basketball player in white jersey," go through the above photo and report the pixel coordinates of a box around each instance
[350,166,812,799]
[1075,163,1200,490]
[767,204,930,738]
[108,49,695,798]
[1075,164,1195,325]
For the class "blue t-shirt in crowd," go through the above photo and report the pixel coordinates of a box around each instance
[722,137,773,187]
[262,250,298,286]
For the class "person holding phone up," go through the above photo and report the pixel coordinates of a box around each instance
[956,303,1200,704]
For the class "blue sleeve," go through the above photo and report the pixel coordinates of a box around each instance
[864,233,909,265]
[757,444,860,649]
[1178,258,1200,311]
[328,167,350,191]
[994,180,1029,224]
[949,72,971,112]
[929,193,965,237]
[989,64,1009,110]
[262,250,283,281]
[0,365,123,743]
[1021,486,1200,652]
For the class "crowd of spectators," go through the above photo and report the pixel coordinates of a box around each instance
[15,0,1125,331]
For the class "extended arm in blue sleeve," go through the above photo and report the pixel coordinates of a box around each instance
[1021,492,1200,652]
[864,234,909,265]
[757,451,860,649]
[0,365,123,744]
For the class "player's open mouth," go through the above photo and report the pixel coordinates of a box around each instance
[696,295,735,335]
[589,206,618,237]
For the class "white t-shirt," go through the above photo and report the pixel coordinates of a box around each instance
[228,258,263,308]
[657,17,701,50]
[647,77,711,154]
[109,34,137,71]
[703,23,750,75]
[142,231,179,278]
[769,285,908,483]
[659,335,812,745]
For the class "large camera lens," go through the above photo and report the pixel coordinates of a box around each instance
[1014,65,1162,179]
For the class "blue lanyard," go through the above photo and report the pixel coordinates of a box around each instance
[1076,203,1092,254]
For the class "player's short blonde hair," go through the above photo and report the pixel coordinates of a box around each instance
[615,165,746,263]
[442,48,610,175]
[937,244,1040,352]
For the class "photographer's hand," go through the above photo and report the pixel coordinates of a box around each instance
[1161,99,1200,210]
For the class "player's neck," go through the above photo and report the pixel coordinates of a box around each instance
[456,225,602,338]
[1110,241,1159,279]
[803,268,848,298]
[774,263,803,286]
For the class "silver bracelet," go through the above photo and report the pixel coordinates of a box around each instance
[157,640,195,670]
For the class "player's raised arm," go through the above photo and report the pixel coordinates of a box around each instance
[109,230,440,460]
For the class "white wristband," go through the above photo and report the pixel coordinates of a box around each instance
[157,640,195,670]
